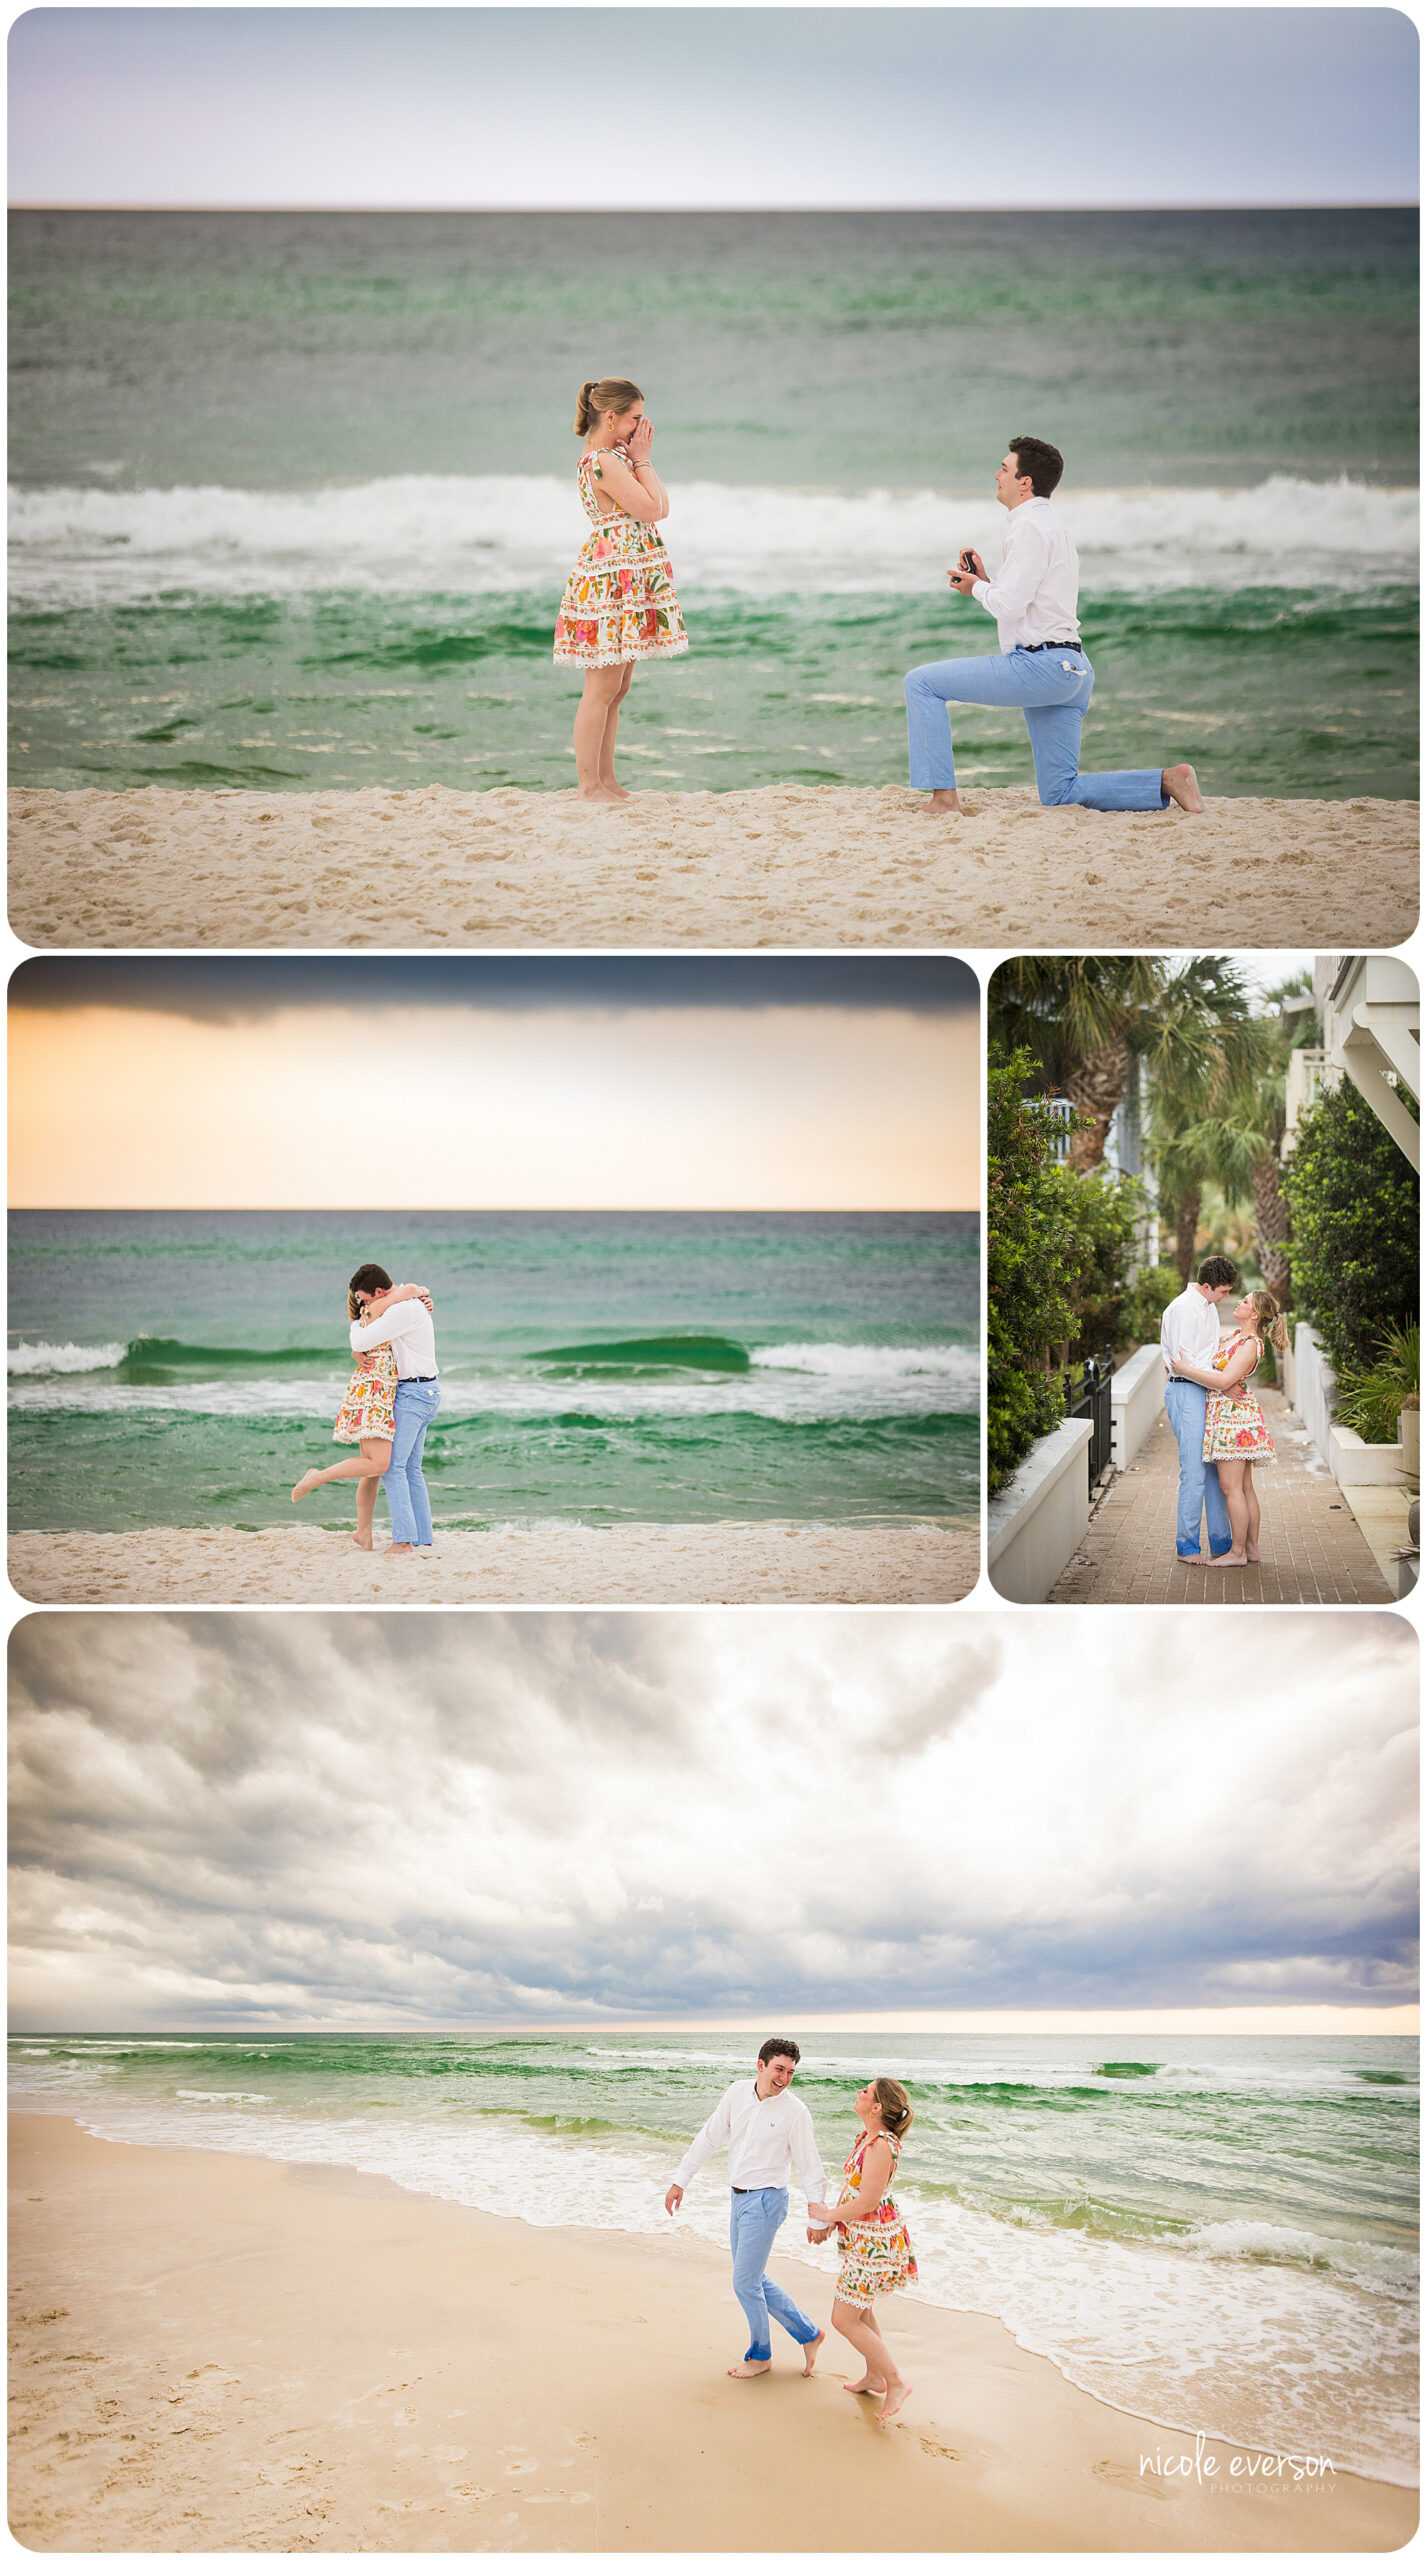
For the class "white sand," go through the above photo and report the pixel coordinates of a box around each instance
[7,1521,978,1607]
[9,783,1417,948]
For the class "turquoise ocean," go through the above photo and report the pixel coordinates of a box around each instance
[8,2030,1417,2484]
[9,210,1418,798]
[7,1209,978,1532]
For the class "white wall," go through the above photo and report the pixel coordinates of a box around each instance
[1110,1344,1163,1470]
[988,1418,1092,1605]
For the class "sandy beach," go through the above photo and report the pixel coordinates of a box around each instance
[7,1521,977,1607]
[9,784,1417,950]
[10,2115,1412,2555]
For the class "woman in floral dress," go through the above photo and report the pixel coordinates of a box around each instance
[553,374,688,803]
[1171,1286,1288,1569]
[807,2077,917,2422]
[290,1281,402,1549]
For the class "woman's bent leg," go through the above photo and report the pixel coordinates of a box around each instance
[293,1446,391,1502]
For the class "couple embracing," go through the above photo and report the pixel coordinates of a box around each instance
[554,382,1202,818]
[664,2038,917,2423]
[1162,1257,1289,1570]
[291,1264,441,1555]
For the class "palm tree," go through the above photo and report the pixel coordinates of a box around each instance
[993,956,1264,1178]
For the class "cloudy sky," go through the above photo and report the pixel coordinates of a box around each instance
[9,8,1416,209]
[9,1610,1417,2034]
[9,954,978,1211]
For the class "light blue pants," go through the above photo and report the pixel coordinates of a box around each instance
[904,646,1170,809]
[1164,1379,1233,1559]
[729,2187,820,2363]
[384,1377,441,1546]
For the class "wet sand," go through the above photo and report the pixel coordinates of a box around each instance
[11,2116,1413,2555]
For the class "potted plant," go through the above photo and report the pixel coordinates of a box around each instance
[1332,1325,1420,1486]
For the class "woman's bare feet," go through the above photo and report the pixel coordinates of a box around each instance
[291,1470,322,1503]
[576,783,624,804]
[727,2357,770,2380]
[877,2379,912,2424]
[802,2329,824,2376]
[1245,1544,1261,1562]
[601,780,634,802]
[918,788,963,818]
[350,1531,374,1550]
[1207,1548,1248,1569]
[1162,763,1205,813]
[843,2371,882,2395]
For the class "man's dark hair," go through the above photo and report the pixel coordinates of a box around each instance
[758,2036,801,2066]
[1009,435,1064,498]
[1197,1254,1237,1289]
[348,1262,393,1300]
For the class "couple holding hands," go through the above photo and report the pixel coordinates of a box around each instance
[664,2038,918,2423]
[555,378,1205,818]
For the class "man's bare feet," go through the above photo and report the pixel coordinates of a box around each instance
[1181,1552,1206,1566]
[727,2357,770,2380]
[843,2371,882,2395]
[918,789,963,818]
[291,1470,322,1503]
[384,1541,416,1558]
[878,2379,912,2424]
[1162,763,1205,813]
[1207,1549,1248,1569]
[802,2328,824,2377]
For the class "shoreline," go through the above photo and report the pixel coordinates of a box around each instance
[10,2115,1414,2554]
[7,1520,979,1606]
[9,784,1418,949]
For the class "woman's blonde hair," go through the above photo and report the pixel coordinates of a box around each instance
[574,376,643,436]
[1243,1286,1289,1353]
[871,2076,913,2139]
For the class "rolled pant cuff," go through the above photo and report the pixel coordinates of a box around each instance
[742,2348,772,2362]
[1209,1537,1234,1554]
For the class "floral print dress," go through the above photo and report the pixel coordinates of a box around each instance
[332,1332,398,1446]
[833,2129,918,2306]
[1203,1329,1276,1464]
[553,445,689,669]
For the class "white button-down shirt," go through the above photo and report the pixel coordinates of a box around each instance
[349,1293,439,1380]
[675,2079,827,2202]
[972,496,1082,653]
[1161,1284,1225,1381]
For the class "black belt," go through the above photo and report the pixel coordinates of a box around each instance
[1020,639,1083,654]
[402,1374,439,1382]
[731,2185,781,2194]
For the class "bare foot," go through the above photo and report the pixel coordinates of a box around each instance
[918,789,963,818]
[727,2358,770,2380]
[1246,1545,1261,1562]
[350,1532,373,1550]
[1207,1549,1248,1569]
[878,2379,912,2424]
[802,2329,824,2377]
[384,1542,416,1558]
[601,781,634,802]
[1162,763,1205,813]
[843,2371,883,2395]
[576,784,623,804]
[1180,1553,1206,1566]
[291,1470,322,1503]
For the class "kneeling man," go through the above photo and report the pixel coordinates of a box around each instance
[905,436,1205,818]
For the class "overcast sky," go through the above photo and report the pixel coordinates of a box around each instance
[9,8,1418,210]
[9,1610,1417,2034]
[10,955,977,1210]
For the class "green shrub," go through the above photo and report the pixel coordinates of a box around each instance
[1120,1259,1183,1347]
[988,1053,1088,1493]
[1281,1081,1418,1372]
[1333,1324,1420,1444]
[1051,1166,1146,1356]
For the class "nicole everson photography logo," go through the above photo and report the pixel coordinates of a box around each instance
[1139,2433,1337,2489]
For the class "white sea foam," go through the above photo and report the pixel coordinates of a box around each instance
[8,1345,977,1422]
[9,473,1417,607]
[7,1340,127,1375]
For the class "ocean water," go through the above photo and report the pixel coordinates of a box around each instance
[9,210,1418,798]
[7,1209,978,1532]
[9,2030,1417,2485]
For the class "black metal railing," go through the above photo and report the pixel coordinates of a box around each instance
[1064,1344,1116,1491]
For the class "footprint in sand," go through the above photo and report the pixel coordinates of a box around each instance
[916,2428,960,2461]
[1091,2457,1177,2498]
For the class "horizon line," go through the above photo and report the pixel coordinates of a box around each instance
[11,2012,1419,2038]
[8,1203,975,1215]
[9,199,1419,215]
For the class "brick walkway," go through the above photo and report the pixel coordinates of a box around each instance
[1048,1384,1395,1605]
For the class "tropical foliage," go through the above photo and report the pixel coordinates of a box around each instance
[1280,1079,1419,1374]
[987,1053,1086,1493]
